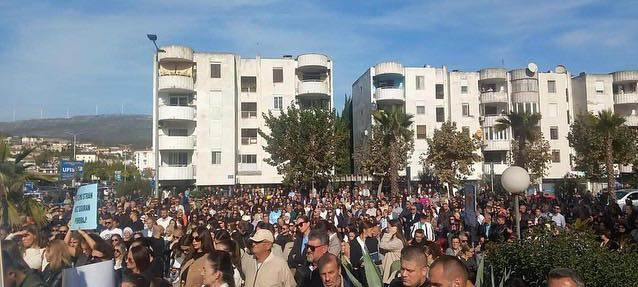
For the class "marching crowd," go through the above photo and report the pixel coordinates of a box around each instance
[2,183,636,287]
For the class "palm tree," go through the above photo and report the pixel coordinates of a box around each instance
[592,110,626,200]
[494,111,542,167]
[0,139,48,227]
[372,107,414,195]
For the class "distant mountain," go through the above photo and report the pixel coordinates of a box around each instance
[0,115,152,149]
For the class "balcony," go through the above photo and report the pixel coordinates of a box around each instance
[159,165,194,181]
[510,68,537,80]
[483,140,510,151]
[158,45,193,62]
[480,91,508,103]
[511,91,539,103]
[238,163,261,175]
[482,163,508,175]
[374,87,405,103]
[619,164,633,173]
[624,115,638,126]
[374,62,403,76]
[479,68,507,81]
[612,71,638,83]
[614,92,638,105]
[481,115,504,126]
[158,106,196,122]
[297,80,330,99]
[297,54,330,71]
[158,136,195,150]
[159,75,194,92]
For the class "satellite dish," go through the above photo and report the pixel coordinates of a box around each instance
[555,65,567,74]
[527,62,538,74]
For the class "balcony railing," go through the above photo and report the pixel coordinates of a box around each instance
[241,111,257,118]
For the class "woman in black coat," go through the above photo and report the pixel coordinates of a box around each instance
[43,239,73,287]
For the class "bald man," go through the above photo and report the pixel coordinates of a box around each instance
[428,255,469,287]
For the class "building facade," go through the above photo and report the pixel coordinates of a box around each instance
[153,45,333,188]
[352,62,579,189]
[134,150,155,173]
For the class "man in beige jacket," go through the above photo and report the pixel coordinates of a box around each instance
[244,229,296,287]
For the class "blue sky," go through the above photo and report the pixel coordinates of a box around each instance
[0,0,636,121]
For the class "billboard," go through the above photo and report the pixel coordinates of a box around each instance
[60,160,84,181]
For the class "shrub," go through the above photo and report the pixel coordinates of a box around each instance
[484,227,638,287]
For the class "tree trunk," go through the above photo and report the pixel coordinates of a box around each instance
[605,135,616,201]
[377,177,384,196]
[516,136,526,167]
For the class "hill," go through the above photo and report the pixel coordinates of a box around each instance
[0,114,152,149]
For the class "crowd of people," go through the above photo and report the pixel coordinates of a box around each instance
[2,182,636,287]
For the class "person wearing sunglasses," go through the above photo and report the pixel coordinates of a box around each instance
[244,229,295,287]
[180,226,214,287]
[287,215,311,271]
[295,229,328,286]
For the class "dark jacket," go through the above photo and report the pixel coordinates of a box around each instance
[295,264,323,287]
[388,277,429,287]
[42,265,67,287]
[288,233,307,269]
[348,239,367,286]
[478,222,497,241]
[19,270,47,287]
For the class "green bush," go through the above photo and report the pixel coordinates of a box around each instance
[484,227,638,286]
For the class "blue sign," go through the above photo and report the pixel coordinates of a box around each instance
[114,170,122,182]
[60,161,84,181]
[24,181,35,193]
[70,184,98,230]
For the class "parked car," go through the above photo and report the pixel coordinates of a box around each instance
[616,189,638,210]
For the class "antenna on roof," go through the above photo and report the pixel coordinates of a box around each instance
[501,58,505,67]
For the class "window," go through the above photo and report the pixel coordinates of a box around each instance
[168,129,187,136]
[550,126,559,140]
[484,105,498,116]
[435,84,444,99]
[210,63,221,78]
[548,103,558,117]
[241,77,257,92]
[567,110,571,124]
[169,95,189,106]
[211,151,221,165]
[241,129,258,145]
[436,107,445,122]
[547,80,556,93]
[565,88,569,102]
[595,80,604,94]
[272,68,283,83]
[462,126,470,135]
[241,102,257,118]
[273,96,283,110]
[552,150,561,163]
[416,106,425,115]
[461,86,468,94]
[416,125,427,139]
[462,103,470,117]
[168,152,188,166]
[240,154,257,164]
[415,76,425,90]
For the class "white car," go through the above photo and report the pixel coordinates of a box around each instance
[616,189,638,210]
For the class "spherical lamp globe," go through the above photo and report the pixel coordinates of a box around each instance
[501,166,530,195]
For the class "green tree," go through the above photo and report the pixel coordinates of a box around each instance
[568,110,638,200]
[421,122,482,195]
[259,105,342,189]
[494,111,542,166]
[509,136,552,184]
[335,96,353,175]
[357,108,414,195]
[0,139,49,227]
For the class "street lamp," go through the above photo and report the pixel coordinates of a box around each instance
[147,34,165,199]
[501,166,530,241]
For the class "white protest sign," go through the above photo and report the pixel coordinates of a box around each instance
[70,183,98,230]
[62,260,115,287]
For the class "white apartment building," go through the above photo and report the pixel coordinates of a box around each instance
[133,150,155,173]
[153,45,333,188]
[572,70,638,174]
[76,154,98,163]
[352,62,575,190]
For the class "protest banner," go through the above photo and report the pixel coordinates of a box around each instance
[62,260,115,287]
[70,183,98,230]
[59,160,84,181]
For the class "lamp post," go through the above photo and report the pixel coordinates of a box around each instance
[147,34,165,199]
[501,166,530,241]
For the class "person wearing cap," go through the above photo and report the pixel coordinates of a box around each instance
[244,229,296,287]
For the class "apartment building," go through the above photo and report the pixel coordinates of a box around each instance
[352,62,575,189]
[153,45,333,188]
[572,70,638,173]
[133,150,154,173]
